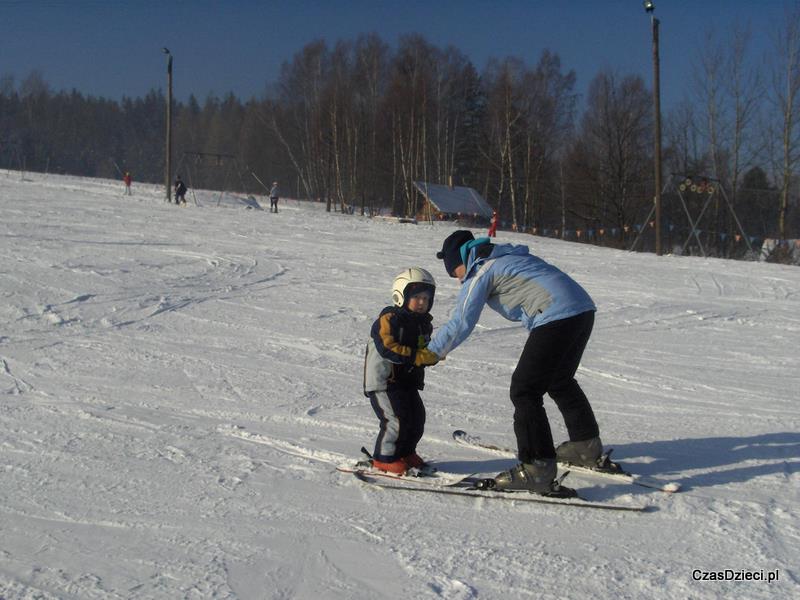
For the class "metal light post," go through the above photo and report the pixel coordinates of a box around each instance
[163,48,173,203]
[644,1,662,255]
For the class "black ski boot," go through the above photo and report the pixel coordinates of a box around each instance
[556,436,603,468]
[480,460,576,497]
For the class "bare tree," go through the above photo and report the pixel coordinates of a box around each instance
[574,70,652,237]
[483,58,526,230]
[768,2,800,239]
[520,51,577,231]
[353,34,389,215]
[691,23,763,252]
[386,35,436,217]
[274,40,331,203]
[726,22,763,206]
[693,32,727,183]
[327,40,354,211]
[664,99,707,176]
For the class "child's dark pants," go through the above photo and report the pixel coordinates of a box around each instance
[369,388,425,462]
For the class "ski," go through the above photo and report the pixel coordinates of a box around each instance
[452,429,681,493]
[356,445,444,477]
[337,466,476,487]
[336,447,477,486]
[352,471,649,512]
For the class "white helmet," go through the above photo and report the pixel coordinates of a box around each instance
[392,267,436,311]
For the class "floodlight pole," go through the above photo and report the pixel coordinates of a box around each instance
[648,8,663,255]
[164,48,173,203]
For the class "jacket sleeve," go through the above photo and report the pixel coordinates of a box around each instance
[371,312,418,365]
[427,260,495,357]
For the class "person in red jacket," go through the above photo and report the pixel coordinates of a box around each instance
[488,211,498,237]
[123,172,132,196]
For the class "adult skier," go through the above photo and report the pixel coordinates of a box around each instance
[427,230,602,495]
[174,176,188,205]
[269,181,280,213]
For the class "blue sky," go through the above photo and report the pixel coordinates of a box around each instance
[0,0,792,111]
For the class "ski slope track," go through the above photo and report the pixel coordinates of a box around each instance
[0,170,798,599]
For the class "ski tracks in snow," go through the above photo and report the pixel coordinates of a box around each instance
[3,172,799,599]
[0,356,33,395]
[218,424,346,469]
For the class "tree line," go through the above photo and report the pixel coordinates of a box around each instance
[1,17,799,255]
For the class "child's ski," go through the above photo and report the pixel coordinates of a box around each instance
[336,465,475,487]
[452,429,681,493]
[336,447,476,487]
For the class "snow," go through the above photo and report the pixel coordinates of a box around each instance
[1,169,798,599]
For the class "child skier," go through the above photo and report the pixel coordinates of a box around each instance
[363,267,440,474]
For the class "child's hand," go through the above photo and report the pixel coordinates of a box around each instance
[414,349,441,366]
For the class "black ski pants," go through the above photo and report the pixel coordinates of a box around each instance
[369,388,425,462]
[510,310,599,462]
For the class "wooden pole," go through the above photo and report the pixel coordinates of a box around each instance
[165,50,173,202]
[652,16,663,255]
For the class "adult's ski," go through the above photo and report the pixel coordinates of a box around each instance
[352,471,649,512]
[452,429,681,493]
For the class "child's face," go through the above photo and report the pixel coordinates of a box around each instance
[407,292,431,314]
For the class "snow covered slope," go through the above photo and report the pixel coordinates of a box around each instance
[1,171,798,599]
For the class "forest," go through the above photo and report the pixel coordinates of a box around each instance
[1,21,799,257]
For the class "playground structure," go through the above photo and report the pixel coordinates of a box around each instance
[174,151,273,208]
[631,174,754,257]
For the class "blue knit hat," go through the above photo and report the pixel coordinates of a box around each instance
[436,230,475,275]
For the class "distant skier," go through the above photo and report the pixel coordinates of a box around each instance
[488,210,498,237]
[269,181,279,213]
[363,268,440,474]
[123,171,132,196]
[427,230,602,495]
[174,176,187,205]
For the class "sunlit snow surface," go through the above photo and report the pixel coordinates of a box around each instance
[1,170,798,599]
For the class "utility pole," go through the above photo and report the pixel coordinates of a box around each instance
[163,48,173,203]
[645,1,663,255]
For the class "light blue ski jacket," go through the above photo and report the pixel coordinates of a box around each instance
[427,242,595,357]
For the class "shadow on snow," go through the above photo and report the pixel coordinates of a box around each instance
[433,431,800,494]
